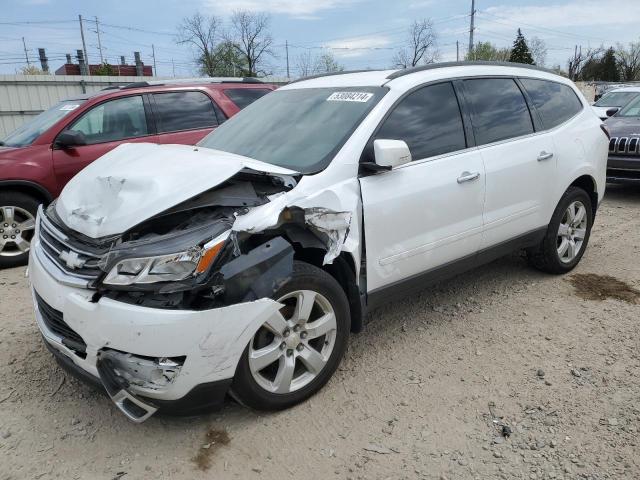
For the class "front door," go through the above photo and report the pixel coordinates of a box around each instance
[359,81,485,293]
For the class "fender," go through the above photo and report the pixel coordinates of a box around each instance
[0,179,54,203]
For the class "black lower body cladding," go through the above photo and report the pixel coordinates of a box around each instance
[221,236,295,303]
[607,155,640,183]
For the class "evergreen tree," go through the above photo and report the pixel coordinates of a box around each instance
[600,48,620,82]
[509,29,534,64]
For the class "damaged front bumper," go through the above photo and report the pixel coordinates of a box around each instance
[29,242,284,422]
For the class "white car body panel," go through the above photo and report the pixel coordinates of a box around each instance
[591,87,640,120]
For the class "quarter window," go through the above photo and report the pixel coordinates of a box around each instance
[463,78,534,146]
[69,95,148,144]
[152,91,219,133]
[375,82,467,160]
[520,78,583,129]
[224,88,272,110]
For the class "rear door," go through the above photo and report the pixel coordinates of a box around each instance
[151,90,223,145]
[461,77,556,249]
[52,94,158,186]
[360,81,485,293]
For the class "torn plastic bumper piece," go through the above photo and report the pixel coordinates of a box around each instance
[97,357,158,423]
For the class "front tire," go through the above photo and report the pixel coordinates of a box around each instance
[527,186,593,274]
[0,192,39,269]
[231,261,350,411]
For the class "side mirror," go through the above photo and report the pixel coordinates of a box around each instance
[54,130,87,149]
[606,107,619,117]
[373,139,412,168]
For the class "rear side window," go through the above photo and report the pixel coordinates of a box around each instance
[152,91,219,133]
[520,78,583,129]
[463,78,534,146]
[375,82,467,160]
[224,88,272,110]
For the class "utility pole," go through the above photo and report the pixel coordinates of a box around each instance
[151,44,157,76]
[171,58,176,78]
[22,37,30,66]
[285,40,290,79]
[456,41,459,61]
[468,0,476,60]
[94,16,104,64]
[78,15,90,76]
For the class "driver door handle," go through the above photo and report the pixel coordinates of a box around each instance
[457,171,480,184]
[537,151,554,161]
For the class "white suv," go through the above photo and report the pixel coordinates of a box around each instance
[28,62,608,422]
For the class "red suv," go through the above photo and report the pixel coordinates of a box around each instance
[0,79,276,267]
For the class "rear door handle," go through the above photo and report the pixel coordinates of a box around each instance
[537,151,554,161]
[457,171,480,184]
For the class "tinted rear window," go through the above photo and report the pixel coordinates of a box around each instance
[464,78,534,146]
[521,78,582,129]
[152,91,218,133]
[374,82,467,160]
[224,88,272,110]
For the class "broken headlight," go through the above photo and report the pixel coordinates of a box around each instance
[103,236,226,286]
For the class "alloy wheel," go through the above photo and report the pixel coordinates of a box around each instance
[248,289,337,394]
[0,206,36,257]
[557,200,587,264]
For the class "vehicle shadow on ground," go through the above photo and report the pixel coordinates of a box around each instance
[604,183,640,204]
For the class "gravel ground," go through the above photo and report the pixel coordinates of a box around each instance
[1,185,639,480]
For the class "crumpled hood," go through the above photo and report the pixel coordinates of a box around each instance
[56,143,297,238]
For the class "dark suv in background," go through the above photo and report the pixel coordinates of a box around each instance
[605,95,640,184]
[0,78,276,267]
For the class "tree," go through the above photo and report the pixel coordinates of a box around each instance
[581,47,620,82]
[567,45,604,81]
[94,62,115,76]
[228,11,274,77]
[528,37,547,66]
[208,41,248,77]
[393,19,438,68]
[19,65,45,75]
[315,52,343,74]
[177,13,220,77]
[295,51,344,77]
[465,41,510,61]
[616,40,640,81]
[509,29,534,64]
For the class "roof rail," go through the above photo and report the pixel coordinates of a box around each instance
[385,61,555,80]
[118,77,263,89]
[289,69,382,84]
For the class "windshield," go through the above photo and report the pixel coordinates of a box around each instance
[2,100,84,147]
[618,96,640,117]
[594,91,639,107]
[198,87,387,173]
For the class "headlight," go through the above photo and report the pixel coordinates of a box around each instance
[103,237,226,286]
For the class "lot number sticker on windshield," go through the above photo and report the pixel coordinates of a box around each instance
[327,92,373,102]
[60,104,80,111]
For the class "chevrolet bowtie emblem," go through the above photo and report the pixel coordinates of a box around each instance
[59,250,86,269]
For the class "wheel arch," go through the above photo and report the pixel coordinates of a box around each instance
[0,180,53,205]
[568,174,598,217]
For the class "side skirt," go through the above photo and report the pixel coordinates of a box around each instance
[365,227,547,312]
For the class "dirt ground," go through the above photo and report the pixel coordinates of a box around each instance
[1,185,639,480]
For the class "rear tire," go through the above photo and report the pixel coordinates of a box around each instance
[527,186,593,274]
[231,261,350,411]
[0,192,40,269]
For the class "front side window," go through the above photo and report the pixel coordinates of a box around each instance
[521,78,583,129]
[617,96,640,117]
[224,88,272,110]
[374,82,467,161]
[2,100,85,147]
[464,78,534,146]
[152,91,218,133]
[69,95,148,144]
[594,91,639,107]
[199,87,386,173]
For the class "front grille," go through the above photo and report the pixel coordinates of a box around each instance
[609,137,640,156]
[35,291,87,357]
[38,213,103,282]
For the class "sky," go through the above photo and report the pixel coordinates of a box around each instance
[1,0,639,77]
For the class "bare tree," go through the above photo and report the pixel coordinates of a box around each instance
[176,13,220,77]
[616,40,640,81]
[228,11,274,77]
[296,50,344,78]
[296,50,315,77]
[567,45,603,81]
[315,52,344,74]
[393,19,438,68]
[529,37,548,67]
